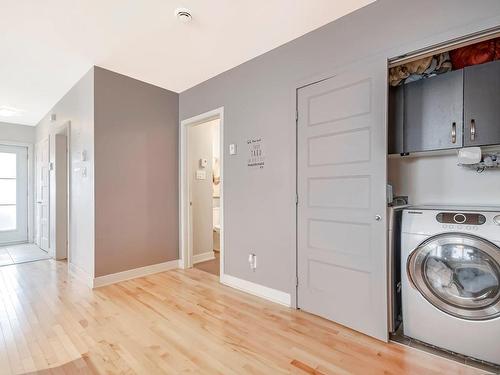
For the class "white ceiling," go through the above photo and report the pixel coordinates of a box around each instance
[1,0,375,126]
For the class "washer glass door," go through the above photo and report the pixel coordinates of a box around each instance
[408,233,500,320]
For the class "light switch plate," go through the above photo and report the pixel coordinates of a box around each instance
[196,170,206,180]
[229,143,237,155]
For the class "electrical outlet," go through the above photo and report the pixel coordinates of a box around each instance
[248,253,257,271]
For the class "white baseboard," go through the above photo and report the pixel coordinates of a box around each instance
[221,274,291,307]
[92,259,180,288]
[193,251,215,264]
[68,262,94,289]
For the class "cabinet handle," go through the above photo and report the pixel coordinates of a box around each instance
[451,122,456,144]
[470,119,476,141]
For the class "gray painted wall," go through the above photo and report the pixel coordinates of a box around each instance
[37,68,95,276]
[180,0,500,293]
[0,122,36,144]
[93,67,179,277]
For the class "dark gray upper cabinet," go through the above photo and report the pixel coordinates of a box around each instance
[464,60,500,147]
[388,70,463,154]
[403,69,464,153]
[389,59,500,154]
[388,85,404,154]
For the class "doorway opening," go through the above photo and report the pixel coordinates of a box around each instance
[33,122,70,265]
[0,142,43,266]
[180,108,224,278]
[0,144,29,246]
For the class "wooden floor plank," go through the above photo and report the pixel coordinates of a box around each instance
[0,260,488,375]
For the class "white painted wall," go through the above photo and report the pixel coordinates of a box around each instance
[388,152,500,206]
[189,119,219,256]
[36,68,95,277]
[0,122,36,144]
[212,122,221,198]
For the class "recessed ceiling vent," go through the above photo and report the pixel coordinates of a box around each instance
[175,8,192,23]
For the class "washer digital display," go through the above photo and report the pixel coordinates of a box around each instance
[436,212,486,225]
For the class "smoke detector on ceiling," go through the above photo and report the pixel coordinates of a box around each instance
[175,8,192,23]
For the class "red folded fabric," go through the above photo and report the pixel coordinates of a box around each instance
[450,38,499,69]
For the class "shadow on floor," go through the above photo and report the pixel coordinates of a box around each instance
[391,324,500,374]
[23,355,98,374]
[0,243,50,267]
[194,251,220,276]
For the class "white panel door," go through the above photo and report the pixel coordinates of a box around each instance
[36,139,50,251]
[297,59,388,341]
[0,144,28,245]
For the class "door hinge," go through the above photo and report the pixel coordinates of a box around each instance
[295,193,299,205]
[296,276,299,287]
[296,109,298,122]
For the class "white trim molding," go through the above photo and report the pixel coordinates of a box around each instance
[92,259,180,288]
[193,251,216,264]
[221,274,291,307]
[68,262,94,289]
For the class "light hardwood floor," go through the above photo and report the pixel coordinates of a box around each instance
[0,260,488,375]
[193,252,220,276]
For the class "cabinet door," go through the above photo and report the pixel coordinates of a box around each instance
[388,85,404,154]
[464,60,500,147]
[404,70,463,152]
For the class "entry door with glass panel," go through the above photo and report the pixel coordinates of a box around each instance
[407,233,500,320]
[0,145,28,245]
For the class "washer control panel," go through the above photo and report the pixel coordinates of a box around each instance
[436,212,486,225]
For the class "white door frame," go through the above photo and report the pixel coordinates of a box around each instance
[34,121,71,261]
[179,107,224,280]
[53,121,71,263]
[0,141,33,244]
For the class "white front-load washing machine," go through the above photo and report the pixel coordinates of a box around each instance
[401,206,500,365]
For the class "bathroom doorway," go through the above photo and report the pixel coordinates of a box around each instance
[180,108,224,278]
